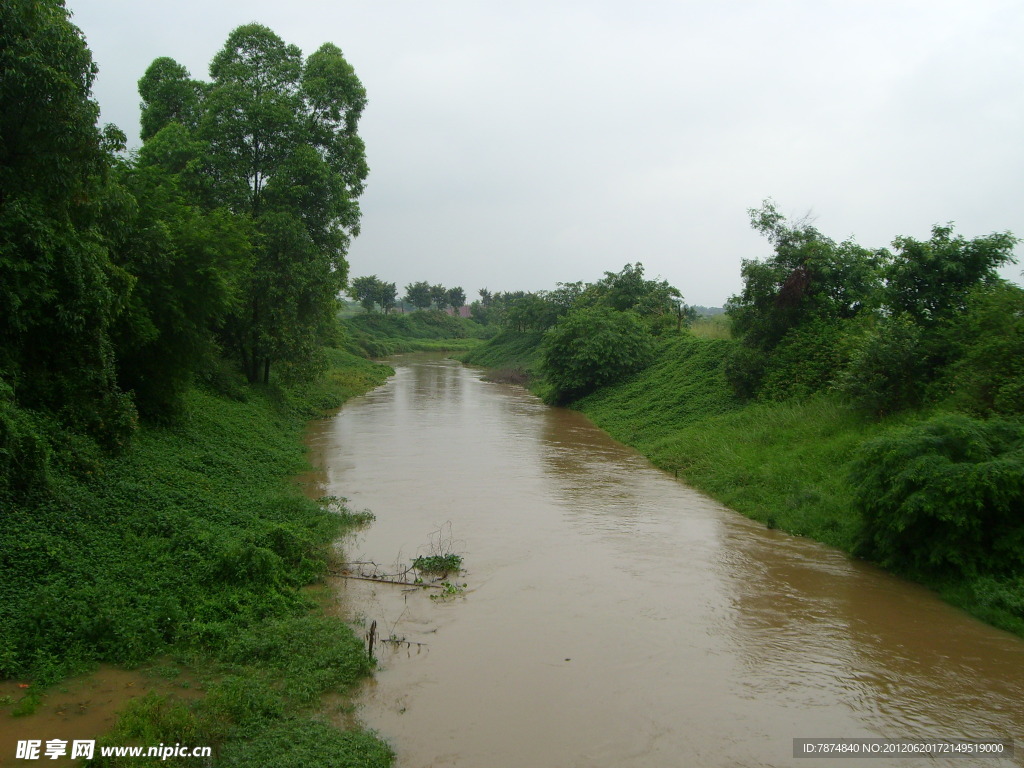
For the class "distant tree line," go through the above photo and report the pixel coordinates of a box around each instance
[348,277,466,314]
[470,264,696,335]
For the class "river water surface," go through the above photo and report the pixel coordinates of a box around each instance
[304,354,1023,768]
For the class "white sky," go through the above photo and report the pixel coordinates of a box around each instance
[68,0,1024,306]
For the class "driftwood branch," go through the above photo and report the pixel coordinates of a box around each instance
[327,568,448,589]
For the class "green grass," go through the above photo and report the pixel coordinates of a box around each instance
[343,311,490,357]
[1,348,395,765]
[90,609,393,767]
[689,314,732,340]
[459,330,544,382]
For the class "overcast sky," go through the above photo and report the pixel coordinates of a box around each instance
[68,0,1024,306]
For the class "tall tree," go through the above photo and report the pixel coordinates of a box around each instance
[137,57,205,142]
[446,286,466,312]
[404,281,432,310]
[430,284,448,310]
[350,275,380,312]
[376,280,398,315]
[882,225,1018,325]
[107,162,252,419]
[0,0,136,448]
[140,24,368,383]
[727,200,882,353]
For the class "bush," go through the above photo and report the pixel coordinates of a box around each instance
[838,314,928,417]
[540,307,654,403]
[850,413,1024,578]
[723,344,767,400]
[0,383,52,498]
[942,282,1024,416]
[757,319,850,401]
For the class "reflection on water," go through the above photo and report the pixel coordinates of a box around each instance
[306,354,1024,768]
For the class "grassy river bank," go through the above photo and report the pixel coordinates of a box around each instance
[1,348,395,767]
[461,331,1024,639]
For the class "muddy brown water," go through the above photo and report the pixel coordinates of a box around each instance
[306,353,1024,768]
[0,665,200,767]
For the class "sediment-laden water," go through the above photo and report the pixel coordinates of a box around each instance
[305,353,1024,768]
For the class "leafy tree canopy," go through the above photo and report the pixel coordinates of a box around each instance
[138,24,369,383]
[882,224,1018,326]
[404,281,433,310]
[727,200,883,353]
[350,275,397,314]
[446,286,466,311]
[1,0,136,449]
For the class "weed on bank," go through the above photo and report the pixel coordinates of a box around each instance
[0,349,394,766]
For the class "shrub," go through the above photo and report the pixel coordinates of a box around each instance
[850,413,1024,578]
[0,383,52,498]
[540,306,654,403]
[757,319,849,401]
[838,314,928,417]
[723,344,767,400]
[942,282,1024,416]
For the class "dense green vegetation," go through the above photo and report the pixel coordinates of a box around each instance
[460,330,545,379]
[347,276,468,316]
[2,0,371,468]
[2,348,394,764]
[1,352,378,680]
[2,3,396,763]
[462,203,1024,636]
[539,306,655,403]
[343,311,490,357]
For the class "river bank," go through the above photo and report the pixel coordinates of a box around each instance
[461,332,1024,639]
[0,348,395,767]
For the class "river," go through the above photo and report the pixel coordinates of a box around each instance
[304,353,1023,768]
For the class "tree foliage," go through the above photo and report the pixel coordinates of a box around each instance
[404,281,432,310]
[837,315,928,417]
[104,163,252,419]
[941,282,1024,416]
[446,286,466,311]
[883,225,1018,326]
[138,24,368,383]
[350,276,380,313]
[138,57,205,142]
[350,276,397,314]
[0,0,136,450]
[726,199,1019,411]
[540,307,654,404]
[851,414,1024,578]
[429,284,449,310]
[727,200,882,354]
